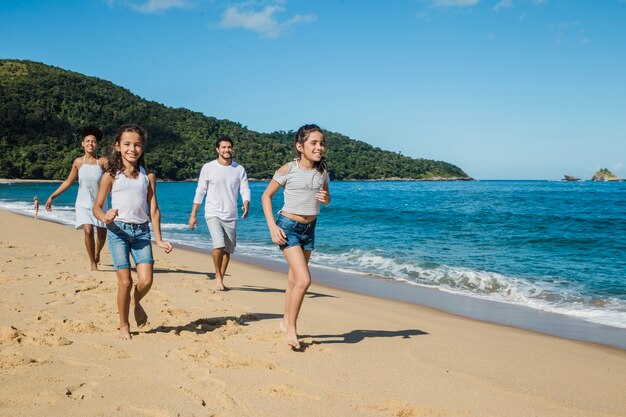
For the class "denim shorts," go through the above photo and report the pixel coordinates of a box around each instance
[107,221,154,270]
[276,214,317,251]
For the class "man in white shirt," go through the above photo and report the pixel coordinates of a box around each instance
[189,136,251,291]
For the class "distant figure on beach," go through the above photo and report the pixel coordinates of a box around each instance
[33,196,39,219]
[262,124,331,350]
[188,136,250,291]
[93,125,172,340]
[45,126,109,270]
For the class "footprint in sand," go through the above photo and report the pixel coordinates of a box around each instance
[63,319,104,334]
[182,365,226,386]
[0,325,22,343]
[65,381,99,400]
[164,307,192,318]
[82,342,130,360]
[23,331,73,347]
[115,404,178,417]
[260,384,320,400]
[73,283,101,294]
[166,346,277,370]
[355,403,429,417]
[176,384,236,412]
[0,352,38,369]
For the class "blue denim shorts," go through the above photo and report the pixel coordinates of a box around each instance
[107,221,154,270]
[276,214,317,251]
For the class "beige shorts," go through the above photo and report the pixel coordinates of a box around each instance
[206,217,237,253]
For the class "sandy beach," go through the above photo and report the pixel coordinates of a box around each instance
[1,210,625,417]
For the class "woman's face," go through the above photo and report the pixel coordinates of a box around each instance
[81,135,98,153]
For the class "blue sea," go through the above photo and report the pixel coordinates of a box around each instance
[1,180,625,331]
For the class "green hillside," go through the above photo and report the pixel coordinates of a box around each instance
[0,60,470,181]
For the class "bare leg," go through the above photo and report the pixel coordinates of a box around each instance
[133,263,153,328]
[94,227,107,265]
[280,268,295,334]
[83,224,98,270]
[220,252,231,287]
[281,247,312,350]
[212,248,227,291]
[116,268,133,340]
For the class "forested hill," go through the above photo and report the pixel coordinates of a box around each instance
[0,60,471,181]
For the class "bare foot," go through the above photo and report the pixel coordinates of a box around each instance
[134,303,148,328]
[279,319,287,334]
[94,254,100,265]
[215,278,227,291]
[119,324,131,340]
[90,262,98,271]
[285,328,301,350]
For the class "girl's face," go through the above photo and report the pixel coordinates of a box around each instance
[81,135,98,153]
[116,131,144,166]
[297,131,325,162]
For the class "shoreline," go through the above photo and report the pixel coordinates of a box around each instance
[13,207,625,351]
[1,177,475,183]
[0,179,62,184]
[235,253,626,351]
[2,210,626,416]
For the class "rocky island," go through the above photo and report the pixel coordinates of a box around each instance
[592,168,623,182]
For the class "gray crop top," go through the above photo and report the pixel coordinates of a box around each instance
[272,160,329,216]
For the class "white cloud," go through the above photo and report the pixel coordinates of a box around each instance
[494,0,513,12]
[110,0,193,13]
[552,21,579,30]
[433,0,479,7]
[218,3,316,38]
[550,21,590,46]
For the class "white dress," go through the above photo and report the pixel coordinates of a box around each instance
[75,156,107,229]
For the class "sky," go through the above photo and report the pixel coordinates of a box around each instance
[1,0,625,179]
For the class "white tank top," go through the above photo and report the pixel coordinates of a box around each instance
[111,166,150,224]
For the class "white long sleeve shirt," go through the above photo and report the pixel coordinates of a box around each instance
[193,160,251,221]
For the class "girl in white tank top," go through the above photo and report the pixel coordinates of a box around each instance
[93,125,173,340]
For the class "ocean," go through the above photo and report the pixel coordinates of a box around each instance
[1,179,625,334]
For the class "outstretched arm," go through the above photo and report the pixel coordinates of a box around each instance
[45,159,80,211]
[147,173,173,253]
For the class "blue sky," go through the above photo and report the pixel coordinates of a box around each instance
[1,0,625,179]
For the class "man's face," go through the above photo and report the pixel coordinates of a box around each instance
[217,141,233,160]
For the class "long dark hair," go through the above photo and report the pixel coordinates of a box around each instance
[106,124,148,178]
[294,124,327,174]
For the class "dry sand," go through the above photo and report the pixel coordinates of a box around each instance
[1,210,625,417]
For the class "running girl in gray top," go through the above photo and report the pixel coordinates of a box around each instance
[262,124,331,350]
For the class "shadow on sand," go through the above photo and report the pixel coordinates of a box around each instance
[302,329,428,348]
[153,268,214,277]
[145,312,282,336]
[228,284,337,299]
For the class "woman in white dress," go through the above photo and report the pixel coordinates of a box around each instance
[46,126,108,270]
